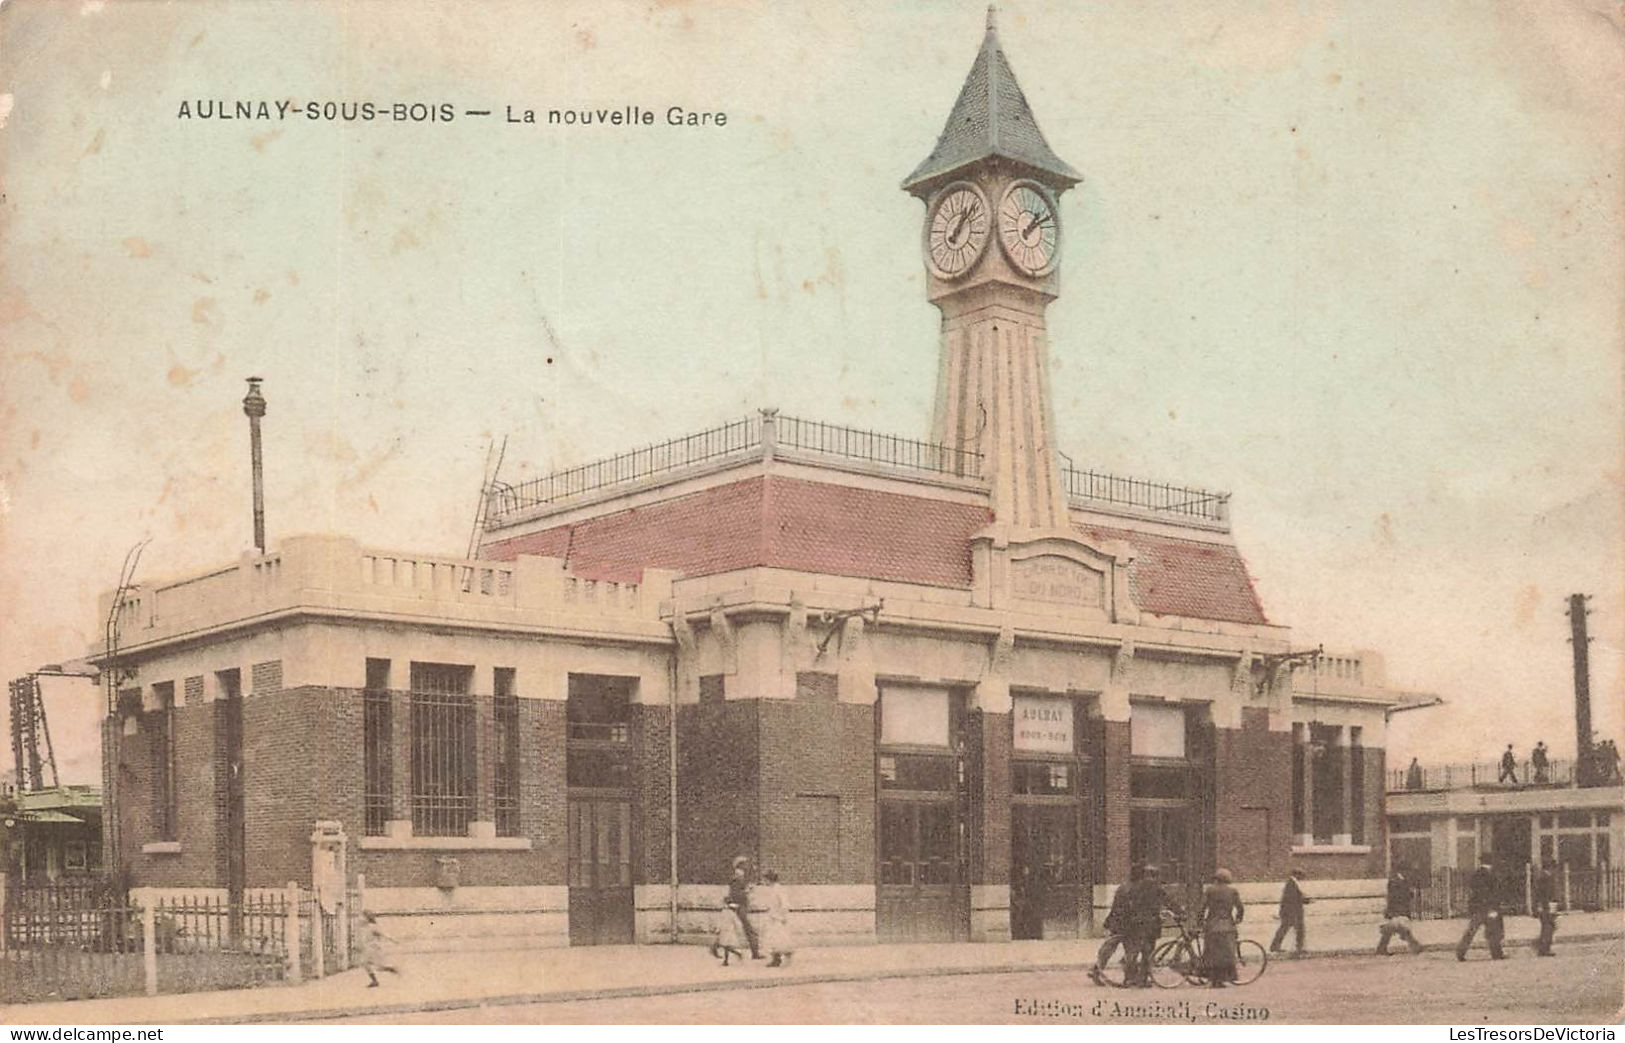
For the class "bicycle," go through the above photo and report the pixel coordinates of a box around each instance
[1151,918,1268,988]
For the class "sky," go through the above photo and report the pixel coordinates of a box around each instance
[1,0,1621,782]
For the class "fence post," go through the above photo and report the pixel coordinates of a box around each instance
[335,885,350,972]
[286,882,302,985]
[760,408,778,461]
[1524,862,1533,915]
[310,890,325,980]
[1562,862,1572,911]
[142,902,158,997]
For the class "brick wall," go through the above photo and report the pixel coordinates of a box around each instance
[756,700,875,884]
[632,703,672,885]
[1100,720,1132,884]
[112,702,221,887]
[240,687,360,888]
[1213,708,1293,881]
[1360,745,1387,877]
[675,701,760,883]
[972,711,1012,886]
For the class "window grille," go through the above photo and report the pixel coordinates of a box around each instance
[493,667,520,837]
[150,682,177,841]
[409,663,476,836]
[363,687,393,836]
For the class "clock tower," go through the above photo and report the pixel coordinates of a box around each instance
[905,6,1081,533]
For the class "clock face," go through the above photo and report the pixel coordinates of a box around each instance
[925,183,990,279]
[998,181,1060,276]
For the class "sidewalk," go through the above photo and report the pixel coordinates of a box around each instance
[5,910,1621,1025]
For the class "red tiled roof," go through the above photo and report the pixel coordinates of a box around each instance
[480,476,990,588]
[1076,522,1269,625]
[480,475,1269,624]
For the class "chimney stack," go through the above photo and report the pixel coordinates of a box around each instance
[242,377,267,554]
[1568,592,1592,760]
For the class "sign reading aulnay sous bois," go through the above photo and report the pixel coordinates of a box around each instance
[1014,695,1073,754]
[1010,555,1104,609]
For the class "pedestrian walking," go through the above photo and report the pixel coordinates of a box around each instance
[1376,866,1424,955]
[1531,741,1550,783]
[1455,861,1506,960]
[757,870,796,967]
[1532,861,1558,956]
[1269,869,1308,955]
[711,855,759,964]
[358,912,401,987]
[1498,744,1518,784]
[1089,863,1139,986]
[1200,868,1244,988]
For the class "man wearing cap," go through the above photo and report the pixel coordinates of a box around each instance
[1455,861,1505,960]
[1123,863,1172,987]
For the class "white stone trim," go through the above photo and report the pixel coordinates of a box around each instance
[358,836,532,851]
[1292,843,1372,855]
[141,841,181,855]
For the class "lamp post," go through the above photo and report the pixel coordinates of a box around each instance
[242,377,267,554]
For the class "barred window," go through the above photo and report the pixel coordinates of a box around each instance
[150,682,177,841]
[410,662,476,837]
[363,658,393,837]
[493,667,520,837]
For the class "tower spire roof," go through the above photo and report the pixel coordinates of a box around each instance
[903,8,1081,196]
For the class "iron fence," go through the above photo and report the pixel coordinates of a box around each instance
[1062,466,1229,523]
[489,415,762,520]
[151,893,287,993]
[773,414,981,477]
[1389,759,1577,792]
[1411,865,1624,920]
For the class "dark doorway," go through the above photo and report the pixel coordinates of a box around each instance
[1011,803,1083,939]
[566,674,637,945]
[566,799,633,945]
[1489,815,1532,913]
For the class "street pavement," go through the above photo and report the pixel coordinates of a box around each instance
[333,939,1625,1025]
[4,909,1621,1025]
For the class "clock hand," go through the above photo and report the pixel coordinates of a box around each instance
[947,210,970,246]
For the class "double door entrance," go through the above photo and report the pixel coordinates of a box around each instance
[877,800,965,942]
[1011,804,1085,940]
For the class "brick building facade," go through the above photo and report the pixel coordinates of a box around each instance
[90,13,1418,949]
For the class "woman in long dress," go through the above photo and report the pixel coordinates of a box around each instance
[757,870,796,967]
[1200,868,1244,987]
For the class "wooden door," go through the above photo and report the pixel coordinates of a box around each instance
[567,800,633,945]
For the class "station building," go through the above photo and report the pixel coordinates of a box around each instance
[90,13,1422,950]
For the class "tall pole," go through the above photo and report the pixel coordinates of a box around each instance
[242,377,267,554]
[1568,593,1592,761]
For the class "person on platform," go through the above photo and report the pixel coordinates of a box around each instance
[1124,863,1173,988]
[1498,744,1519,784]
[1405,757,1424,790]
[1531,741,1551,783]
[1376,865,1424,955]
[1200,868,1245,988]
[1269,869,1309,955]
[1455,861,1506,960]
[1089,863,1140,986]
[1532,860,1559,957]
[757,869,796,967]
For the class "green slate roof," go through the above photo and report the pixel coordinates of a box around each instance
[903,7,1082,196]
